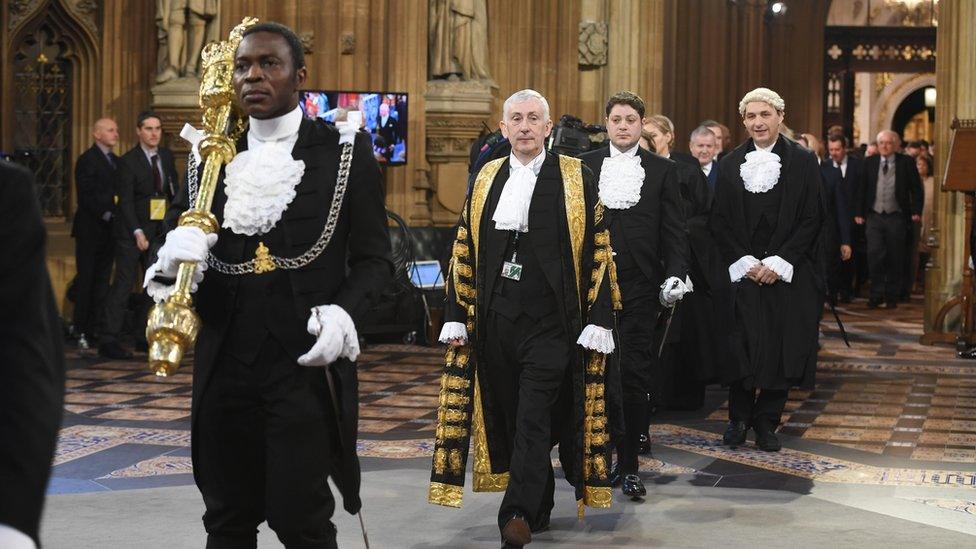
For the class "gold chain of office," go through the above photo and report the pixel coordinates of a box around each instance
[186,141,353,275]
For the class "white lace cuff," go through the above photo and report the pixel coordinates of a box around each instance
[762,255,793,283]
[0,524,35,549]
[439,322,468,344]
[308,304,360,362]
[577,324,615,354]
[729,255,760,282]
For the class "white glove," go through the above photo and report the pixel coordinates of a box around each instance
[659,276,691,306]
[438,322,468,345]
[298,305,360,366]
[577,324,614,354]
[142,225,217,303]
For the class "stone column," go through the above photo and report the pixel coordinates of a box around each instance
[924,0,976,336]
[423,80,493,226]
[151,80,201,181]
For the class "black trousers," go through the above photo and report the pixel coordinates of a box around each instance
[613,292,655,474]
[483,309,569,531]
[839,223,869,297]
[728,379,788,429]
[195,337,339,549]
[102,237,151,344]
[72,224,114,335]
[866,212,908,302]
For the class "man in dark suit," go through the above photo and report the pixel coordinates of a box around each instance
[690,125,719,191]
[147,23,392,547]
[376,102,398,161]
[100,111,179,359]
[825,134,862,301]
[0,161,65,549]
[854,129,923,309]
[581,92,689,500]
[71,117,120,350]
[711,88,823,453]
[820,148,853,303]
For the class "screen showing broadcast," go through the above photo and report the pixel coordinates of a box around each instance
[298,90,408,166]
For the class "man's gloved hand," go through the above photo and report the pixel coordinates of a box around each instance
[298,305,360,366]
[659,276,691,306]
[155,225,218,276]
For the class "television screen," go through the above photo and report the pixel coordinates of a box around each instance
[298,90,408,166]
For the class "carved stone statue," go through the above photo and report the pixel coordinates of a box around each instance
[156,0,221,84]
[428,0,495,85]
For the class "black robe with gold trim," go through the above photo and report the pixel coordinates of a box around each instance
[428,152,619,513]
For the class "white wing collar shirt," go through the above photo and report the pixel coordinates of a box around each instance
[728,138,793,284]
[491,150,546,232]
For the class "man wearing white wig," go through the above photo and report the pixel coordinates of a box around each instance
[429,89,617,548]
[709,87,823,452]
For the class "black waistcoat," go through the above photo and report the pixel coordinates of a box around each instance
[487,228,558,321]
[744,179,784,257]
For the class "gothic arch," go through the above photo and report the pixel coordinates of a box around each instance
[5,0,100,218]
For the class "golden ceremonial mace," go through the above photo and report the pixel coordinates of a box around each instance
[146,17,258,377]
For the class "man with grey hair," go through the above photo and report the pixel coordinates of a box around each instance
[431,89,617,547]
[690,125,719,190]
[710,87,823,452]
[854,129,923,308]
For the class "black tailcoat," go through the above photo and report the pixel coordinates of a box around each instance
[709,136,823,389]
[0,161,65,544]
[163,118,393,513]
[579,146,688,285]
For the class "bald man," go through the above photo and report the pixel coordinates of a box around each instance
[854,130,923,308]
[71,118,120,349]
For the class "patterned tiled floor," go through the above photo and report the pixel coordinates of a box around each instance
[54,295,976,496]
[707,296,976,463]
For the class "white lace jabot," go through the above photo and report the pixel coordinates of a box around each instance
[740,147,781,194]
[598,143,644,209]
[492,151,545,232]
[222,106,306,236]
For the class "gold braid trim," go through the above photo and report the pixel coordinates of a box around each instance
[472,376,509,491]
[428,482,463,508]
[584,486,613,509]
[559,155,586,301]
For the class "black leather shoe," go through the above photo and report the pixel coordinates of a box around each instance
[99,341,133,360]
[867,298,883,309]
[723,421,748,448]
[501,515,531,547]
[638,433,651,455]
[958,347,976,360]
[754,426,782,452]
[621,473,646,500]
[885,301,898,309]
[609,462,621,487]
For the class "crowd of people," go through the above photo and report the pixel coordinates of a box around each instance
[3,16,944,549]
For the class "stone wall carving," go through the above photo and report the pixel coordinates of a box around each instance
[578,20,608,67]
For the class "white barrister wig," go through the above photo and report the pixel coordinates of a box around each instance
[738,87,786,116]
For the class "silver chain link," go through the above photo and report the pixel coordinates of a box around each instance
[186,141,355,275]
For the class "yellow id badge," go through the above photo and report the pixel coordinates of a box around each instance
[149,198,167,221]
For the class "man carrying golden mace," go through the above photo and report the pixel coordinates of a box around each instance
[144,19,392,548]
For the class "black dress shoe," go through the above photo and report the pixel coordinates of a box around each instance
[754,426,782,452]
[501,515,531,547]
[723,421,748,448]
[958,347,976,359]
[99,341,133,360]
[609,462,621,487]
[885,301,898,309]
[638,433,651,455]
[867,298,883,309]
[621,473,646,500]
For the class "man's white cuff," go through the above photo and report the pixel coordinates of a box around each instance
[439,322,468,344]
[0,524,35,549]
[577,324,615,354]
[729,255,760,282]
[762,255,794,283]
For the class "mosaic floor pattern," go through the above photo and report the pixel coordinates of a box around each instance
[53,295,976,498]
